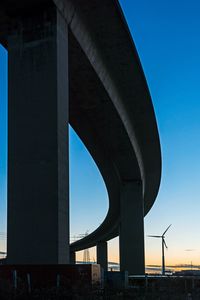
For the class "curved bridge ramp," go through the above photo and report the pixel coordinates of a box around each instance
[0,0,161,275]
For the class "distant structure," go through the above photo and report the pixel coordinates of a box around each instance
[83,248,90,264]
[174,270,200,276]
[71,231,91,263]
[82,232,90,263]
[0,0,161,275]
[148,224,172,275]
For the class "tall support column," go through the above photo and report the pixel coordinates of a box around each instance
[70,251,76,264]
[97,241,108,271]
[7,5,69,264]
[119,181,145,275]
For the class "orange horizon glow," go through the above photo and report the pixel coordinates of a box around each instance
[74,237,200,268]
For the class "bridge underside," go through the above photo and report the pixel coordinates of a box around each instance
[0,0,161,275]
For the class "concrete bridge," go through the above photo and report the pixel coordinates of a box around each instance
[0,0,161,275]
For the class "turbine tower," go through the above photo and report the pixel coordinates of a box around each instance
[148,224,172,275]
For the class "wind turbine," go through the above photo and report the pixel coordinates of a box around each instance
[148,224,172,275]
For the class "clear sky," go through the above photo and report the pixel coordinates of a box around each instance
[1,0,200,268]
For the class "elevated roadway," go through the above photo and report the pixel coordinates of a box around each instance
[0,0,161,274]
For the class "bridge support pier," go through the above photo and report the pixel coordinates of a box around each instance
[119,181,145,275]
[7,5,69,264]
[97,241,108,271]
[70,251,76,264]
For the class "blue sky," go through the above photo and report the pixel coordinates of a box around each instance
[119,0,200,265]
[1,0,200,266]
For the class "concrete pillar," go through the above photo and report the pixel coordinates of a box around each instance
[119,181,145,275]
[7,5,69,264]
[97,241,108,271]
[70,251,76,264]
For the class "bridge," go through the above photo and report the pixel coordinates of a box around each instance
[0,0,161,275]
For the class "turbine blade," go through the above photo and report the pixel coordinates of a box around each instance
[148,235,162,238]
[163,239,168,249]
[163,224,172,236]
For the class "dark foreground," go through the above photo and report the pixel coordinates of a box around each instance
[1,265,200,299]
[0,283,200,300]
